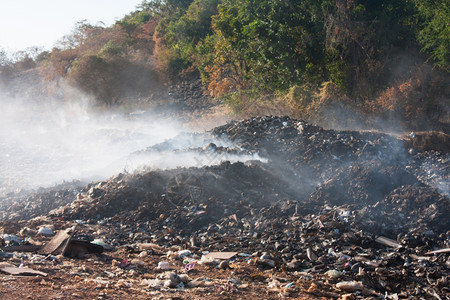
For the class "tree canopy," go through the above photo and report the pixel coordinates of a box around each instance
[1,0,448,129]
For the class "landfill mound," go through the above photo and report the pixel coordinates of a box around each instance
[24,116,447,236]
[3,116,449,236]
[0,181,85,222]
[1,116,449,299]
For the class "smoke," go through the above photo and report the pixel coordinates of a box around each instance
[0,90,263,194]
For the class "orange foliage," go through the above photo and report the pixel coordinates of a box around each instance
[205,64,238,97]
[376,64,449,125]
[132,19,157,42]
[205,35,244,98]
[376,77,424,119]
[40,48,78,82]
[129,20,158,62]
[152,34,170,77]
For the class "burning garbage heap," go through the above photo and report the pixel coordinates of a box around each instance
[1,116,449,299]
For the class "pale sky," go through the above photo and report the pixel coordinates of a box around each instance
[0,0,144,53]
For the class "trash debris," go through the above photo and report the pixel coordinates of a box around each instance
[137,243,163,252]
[1,244,40,252]
[177,249,191,259]
[0,116,448,298]
[37,227,54,236]
[200,255,218,265]
[0,251,14,258]
[306,248,317,261]
[184,261,196,271]
[203,251,238,260]
[2,234,20,246]
[374,236,402,248]
[0,263,47,277]
[218,260,229,270]
[425,248,450,255]
[325,269,343,279]
[336,281,364,291]
[285,282,294,288]
[157,261,171,270]
[90,239,111,250]
[37,226,103,258]
[37,228,72,255]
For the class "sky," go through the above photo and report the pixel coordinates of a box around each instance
[0,0,144,53]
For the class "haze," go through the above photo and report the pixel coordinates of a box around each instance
[0,0,143,51]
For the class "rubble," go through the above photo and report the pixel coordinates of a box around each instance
[0,116,449,299]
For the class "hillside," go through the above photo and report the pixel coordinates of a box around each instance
[1,0,449,132]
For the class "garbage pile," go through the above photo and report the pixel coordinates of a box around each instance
[0,116,449,299]
[0,181,85,222]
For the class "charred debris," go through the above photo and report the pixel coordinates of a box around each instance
[1,116,449,299]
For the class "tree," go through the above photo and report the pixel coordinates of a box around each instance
[153,0,220,78]
[68,55,120,106]
[322,0,417,95]
[56,20,104,49]
[207,0,324,97]
[0,48,12,81]
[414,0,450,71]
[0,48,11,66]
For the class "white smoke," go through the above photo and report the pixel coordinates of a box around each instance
[0,92,263,194]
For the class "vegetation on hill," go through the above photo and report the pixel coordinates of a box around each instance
[1,0,449,131]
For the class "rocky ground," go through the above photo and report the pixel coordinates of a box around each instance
[1,113,449,299]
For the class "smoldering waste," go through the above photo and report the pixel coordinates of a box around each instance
[1,116,449,299]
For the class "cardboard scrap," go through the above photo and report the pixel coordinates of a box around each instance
[0,265,47,277]
[203,252,238,260]
[38,228,71,255]
[38,226,103,258]
[61,225,78,256]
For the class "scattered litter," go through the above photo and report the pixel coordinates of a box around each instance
[218,260,229,270]
[285,282,294,288]
[200,255,218,265]
[0,116,448,298]
[184,262,196,271]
